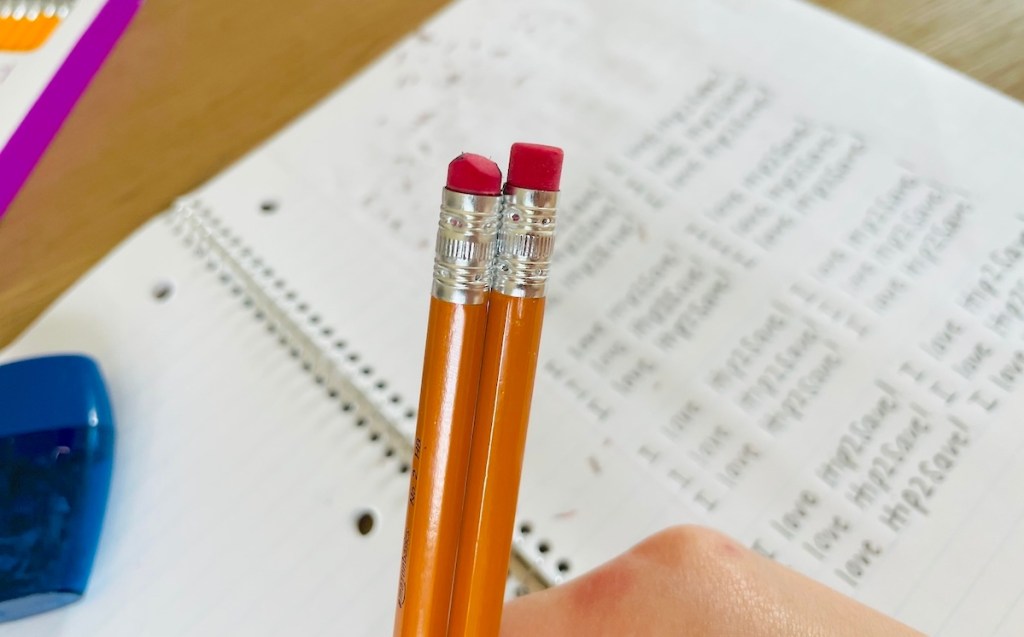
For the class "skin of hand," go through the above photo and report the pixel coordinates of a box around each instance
[501,525,923,637]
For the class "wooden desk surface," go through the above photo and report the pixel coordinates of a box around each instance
[1,0,1022,347]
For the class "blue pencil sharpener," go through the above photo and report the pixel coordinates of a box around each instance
[0,355,114,623]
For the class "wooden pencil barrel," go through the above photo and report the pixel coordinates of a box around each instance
[449,293,546,637]
[394,297,487,637]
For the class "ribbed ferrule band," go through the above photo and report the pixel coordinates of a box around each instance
[431,188,501,304]
[493,187,558,298]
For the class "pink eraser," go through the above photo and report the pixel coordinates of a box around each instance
[506,142,564,192]
[446,153,503,196]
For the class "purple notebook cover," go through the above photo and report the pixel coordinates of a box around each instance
[0,0,141,219]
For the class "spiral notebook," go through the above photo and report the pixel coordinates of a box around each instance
[4,0,1024,634]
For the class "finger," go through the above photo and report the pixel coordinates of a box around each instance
[501,525,923,637]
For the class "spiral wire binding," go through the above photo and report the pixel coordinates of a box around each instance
[167,199,568,595]
[0,1,73,20]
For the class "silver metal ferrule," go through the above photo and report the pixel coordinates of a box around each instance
[493,187,558,298]
[432,188,501,304]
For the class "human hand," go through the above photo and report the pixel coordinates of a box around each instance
[501,525,922,636]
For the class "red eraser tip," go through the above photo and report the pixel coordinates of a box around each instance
[446,153,503,196]
[506,142,564,192]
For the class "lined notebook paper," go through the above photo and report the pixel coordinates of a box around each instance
[3,0,1024,634]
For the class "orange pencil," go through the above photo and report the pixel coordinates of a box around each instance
[393,154,502,637]
[449,143,564,637]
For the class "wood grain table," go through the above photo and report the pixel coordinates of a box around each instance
[2,0,1023,347]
